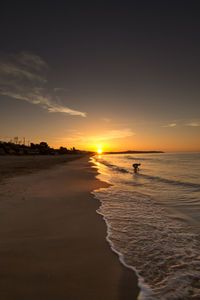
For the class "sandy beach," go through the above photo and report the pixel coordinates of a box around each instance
[0,155,139,300]
[0,154,84,182]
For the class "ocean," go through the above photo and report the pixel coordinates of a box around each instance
[91,152,200,300]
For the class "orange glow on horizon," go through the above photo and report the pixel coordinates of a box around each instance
[43,129,200,153]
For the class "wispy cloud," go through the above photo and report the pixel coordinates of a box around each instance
[102,117,111,123]
[0,61,46,83]
[162,123,177,128]
[92,128,134,141]
[16,52,48,71]
[66,128,135,142]
[186,122,200,127]
[47,103,86,116]
[0,52,86,117]
[53,87,69,92]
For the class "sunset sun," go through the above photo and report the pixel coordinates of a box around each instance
[97,148,102,154]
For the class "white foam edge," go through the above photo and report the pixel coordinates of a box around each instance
[92,191,154,300]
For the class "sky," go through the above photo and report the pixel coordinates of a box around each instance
[0,1,200,152]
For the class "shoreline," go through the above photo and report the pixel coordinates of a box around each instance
[0,155,139,299]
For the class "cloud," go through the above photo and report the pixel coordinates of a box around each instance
[93,128,135,141]
[0,88,86,117]
[0,52,86,117]
[102,118,111,123]
[53,87,69,92]
[16,52,48,71]
[0,61,46,83]
[162,123,177,128]
[66,128,135,142]
[186,122,200,127]
[47,103,86,117]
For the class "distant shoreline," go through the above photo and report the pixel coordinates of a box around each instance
[103,150,164,154]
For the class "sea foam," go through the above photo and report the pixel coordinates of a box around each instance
[92,153,200,299]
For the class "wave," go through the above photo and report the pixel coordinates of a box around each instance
[140,173,200,190]
[93,153,200,298]
[93,187,200,299]
[127,156,157,161]
[95,158,200,190]
[96,159,130,174]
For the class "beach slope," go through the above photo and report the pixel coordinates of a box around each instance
[0,156,139,300]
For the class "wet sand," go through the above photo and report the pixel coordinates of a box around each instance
[0,155,139,299]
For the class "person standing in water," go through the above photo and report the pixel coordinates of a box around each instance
[133,163,141,173]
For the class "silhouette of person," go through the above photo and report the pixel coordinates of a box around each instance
[133,163,141,173]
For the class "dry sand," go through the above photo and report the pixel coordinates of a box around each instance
[0,155,139,300]
[0,154,84,182]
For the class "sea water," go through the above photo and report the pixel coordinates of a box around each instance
[91,152,200,299]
